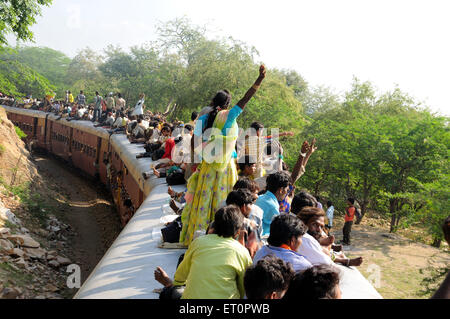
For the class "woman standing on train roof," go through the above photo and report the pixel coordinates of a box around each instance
[179,64,266,246]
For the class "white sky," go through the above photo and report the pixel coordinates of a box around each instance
[10,0,450,116]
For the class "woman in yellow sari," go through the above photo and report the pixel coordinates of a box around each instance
[180,65,266,246]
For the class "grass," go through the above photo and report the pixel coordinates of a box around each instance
[0,144,5,156]
[0,179,51,227]
[14,126,27,139]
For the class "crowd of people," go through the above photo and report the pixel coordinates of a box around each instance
[2,65,448,301]
[1,66,367,299]
[147,65,366,299]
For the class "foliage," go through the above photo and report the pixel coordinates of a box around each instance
[14,125,27,139]
[0,50,55,97]
[0,0,52,45]
[0,143,5,156]
[0,16,448,242]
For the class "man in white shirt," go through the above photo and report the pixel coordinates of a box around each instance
[293,205,363,267]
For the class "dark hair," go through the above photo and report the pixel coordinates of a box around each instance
[161,125,172,133]
[118,93,122,98]
[184,124,193,132]
[124,199,133,208]
[203,90,231,133]
[327,201,333,207]
[284,265,341,299]
[95,91,99,95]
[174,136,183,145]
[80,90,83,94]
[226,189,254,207]
[238,155,256,172]
[266,172,290,195]
[267,214,308,247]
[233,178,259,193]
[213,205,243,238]
[297,207,326,225]
[244,255,295,299]
[291,190,318,214]
[347,198,355,205]
[191,111,199,122]
[250,121,264,132]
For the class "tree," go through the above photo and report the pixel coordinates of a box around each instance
[0,0,52,45]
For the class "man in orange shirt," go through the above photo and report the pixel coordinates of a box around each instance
[342,198,355,245]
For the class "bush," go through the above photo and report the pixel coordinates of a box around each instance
[14,126,27,139]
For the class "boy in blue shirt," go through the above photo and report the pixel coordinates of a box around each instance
[255,171,291,236]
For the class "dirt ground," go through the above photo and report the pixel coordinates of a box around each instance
[32,153,122,294]
[330,216,450,299]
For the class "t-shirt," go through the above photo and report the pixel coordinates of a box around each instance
[76,94,86,105]
[131,99,145,116]
[94,96,102,109]
[326,206,335,220]
[253,245,312,272]
[248,204,263,239]
[173,234,252,299]
[162,138,175,160]
[345,206,355,222]
[255,190,280,236]
[106,97,115,110]
[77,108,86,118]
[297,233,334,266]
[68,94,74,103]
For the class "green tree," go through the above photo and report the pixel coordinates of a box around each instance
[0,0,52,45]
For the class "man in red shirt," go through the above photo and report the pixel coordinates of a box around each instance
[342,198,355,245]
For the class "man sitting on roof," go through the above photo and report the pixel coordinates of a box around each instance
[253,214,312,272]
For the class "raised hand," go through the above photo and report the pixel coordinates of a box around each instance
[259,64,266,78]
[301,140,310,154]
[308,138,318,155]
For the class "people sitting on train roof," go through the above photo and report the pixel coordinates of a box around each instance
[225,189,262,258]
[155,206,252,299]
[253,214,312,272]
[283,264,342,299]
[244,255,294,299]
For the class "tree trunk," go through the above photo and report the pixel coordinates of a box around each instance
[389,199,397,233]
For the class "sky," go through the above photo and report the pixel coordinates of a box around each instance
[9,0,450,116]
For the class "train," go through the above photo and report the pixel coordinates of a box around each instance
[2,105,146,227]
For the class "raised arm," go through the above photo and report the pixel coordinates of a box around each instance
[302,138,317,168]
[290,140,310,184]
[236,65,266,110]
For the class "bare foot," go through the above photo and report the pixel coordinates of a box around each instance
[170,199,180,214]
[154,267,173,287]
[348,257,363,267]
[153,167,160,178]
[168,186,175,197]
